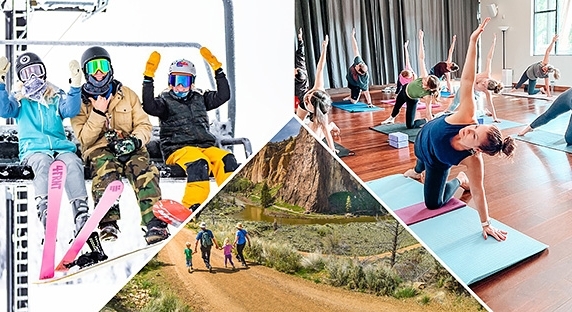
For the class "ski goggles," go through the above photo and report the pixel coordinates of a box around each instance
[168,74,194,88]
[18,64,46,81]
[85,58,111,75]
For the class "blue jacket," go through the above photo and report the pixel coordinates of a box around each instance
[0,82,81,161]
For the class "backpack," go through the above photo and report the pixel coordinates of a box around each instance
[201,230,213,247]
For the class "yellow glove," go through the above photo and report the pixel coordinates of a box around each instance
[69,60,82,87]
[144,51,161,78]
[0,56,10,84]
[200,47,222,71]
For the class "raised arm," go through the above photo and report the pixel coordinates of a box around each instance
[351,28,360,57]
[449,18,490,123]
[542,34,558,65]
[418,30,429,77]
[313,35,329,90]
[404,40,412,69]
[483,34,496,76]
[446,35,457,63]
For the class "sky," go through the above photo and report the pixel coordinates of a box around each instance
[0,1,294,311]
[270,117,302,142]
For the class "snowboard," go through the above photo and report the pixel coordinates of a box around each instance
[39,160,67,280]
[152,199,192,227]
[34,242,164,284]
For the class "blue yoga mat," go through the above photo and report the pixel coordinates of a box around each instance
[513,130,572,154]
[367,174,548,285]
[332,101,383,113]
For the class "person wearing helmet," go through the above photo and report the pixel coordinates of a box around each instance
[0,52,92,241]
[141,47,237,211]
[69,46,169,245]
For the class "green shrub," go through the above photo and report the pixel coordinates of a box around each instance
[140,292,192,312]
[301,252,326,272]
[420,295,431,305]
[394,286,418,299]
[263,242,302,273]
[364,265,402,296]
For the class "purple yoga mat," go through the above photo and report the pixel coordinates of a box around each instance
[394,197,466,225]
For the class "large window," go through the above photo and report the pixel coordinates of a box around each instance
[533,0,572,55]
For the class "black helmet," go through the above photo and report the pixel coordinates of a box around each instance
[81,46,114,95]
[15,52,46,81]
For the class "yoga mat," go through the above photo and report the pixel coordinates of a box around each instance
[332,101,383,113]
[480,116,525,131]
[502,91,553,101]
[514,130,572,154]
[383,99,439,110]
[367,174,548,285]
[369,123,421,143]
[440,90,454,98]
[322,138,355,157]
[395,197,466,225]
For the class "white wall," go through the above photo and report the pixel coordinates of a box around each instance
[480,0,572,87]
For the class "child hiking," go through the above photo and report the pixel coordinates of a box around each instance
[184,242,193,273]
[221,238,236,270]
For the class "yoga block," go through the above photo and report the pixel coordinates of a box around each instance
[389,132,408,148]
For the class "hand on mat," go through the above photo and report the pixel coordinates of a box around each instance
[482,224,507,241]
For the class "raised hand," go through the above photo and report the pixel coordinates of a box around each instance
[471,17,491,40]
[0,56,10,84]
[322,35,329,50]
[69,60,82,87]
[144,51,161,78]
[200,47,222,72]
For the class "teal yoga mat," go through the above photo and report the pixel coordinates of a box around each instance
[514,130,572,153]
[369,124,421,143]
[332,101,384,113]
[366,174,548,285]
[480,116,525,131]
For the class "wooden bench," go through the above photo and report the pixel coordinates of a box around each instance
[0,125,251,181]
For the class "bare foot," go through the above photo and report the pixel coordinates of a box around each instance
[342,96,351,101]
[539,87,546,94]
[509,88,517,93]
[456,171,470,191]
[381,116,395,125]
[404,168,423,181]
[517,125,533,136]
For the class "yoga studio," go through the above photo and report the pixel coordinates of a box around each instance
[295,1,572,311]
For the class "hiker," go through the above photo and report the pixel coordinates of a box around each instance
[233,222,251,267]
[221,238,236,270]
[195,221,219,272]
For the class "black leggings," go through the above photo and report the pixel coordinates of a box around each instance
[414,159,461,209]
[236,242,247,265]
[390,88,419,129]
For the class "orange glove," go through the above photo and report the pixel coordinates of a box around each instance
[200,47,222,71]
[144,51,161,77]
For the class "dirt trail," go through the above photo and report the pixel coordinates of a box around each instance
[156,227,462,312]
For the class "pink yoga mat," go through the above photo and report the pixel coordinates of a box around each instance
[394,197,466,225]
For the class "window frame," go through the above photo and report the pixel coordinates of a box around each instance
[533,0,571,56]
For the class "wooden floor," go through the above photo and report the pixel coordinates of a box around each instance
[326,85,572,312]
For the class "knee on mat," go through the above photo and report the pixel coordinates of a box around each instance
[222,154,239,172]
[185,159,210,183]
